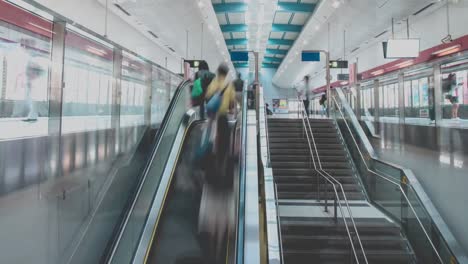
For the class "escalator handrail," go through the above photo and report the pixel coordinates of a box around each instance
[295,97,368,264]
[236,89,248,264]
[106,80,191,262]
[331,88,455,263]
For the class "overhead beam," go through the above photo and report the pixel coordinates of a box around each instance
[234,62,249,68]
[277,2,316,13]
[220,24,248,32]
[268,39,294,45]
[266,49,288,55]
[225,38,248,45]
[263,57,282,63]
[262,63,279,69]
[271,24,302,32]
[213,3,248,13]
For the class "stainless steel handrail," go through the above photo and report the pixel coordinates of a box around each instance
[274,182,285,264]
[264,105,271,166]
[296,98,367,264]
[330,94,444,263]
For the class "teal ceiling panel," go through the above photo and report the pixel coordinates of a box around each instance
[213,3,248,13]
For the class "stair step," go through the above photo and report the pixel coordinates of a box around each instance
[270,149,346,156]
[277,183,360,192]
[268,127,337,133]
[269,137,341,144]
[273,168,353,177]
[270,143,343,149]
[281,219,402,237]
[277,191,364,200]
[274,176,357,184]
[282,235,407,251]
[271,161,351,169]
[269,132,339,139]
[270,155,347,162]
[283,249,412,264]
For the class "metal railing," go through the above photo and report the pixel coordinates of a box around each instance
[296,97,368,264]
[274,182,285,264]
[330,89,446,263]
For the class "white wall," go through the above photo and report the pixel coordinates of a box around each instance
[31,0,182,73]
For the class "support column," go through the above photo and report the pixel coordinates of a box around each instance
[355,84,361,120]
[111,49,123,154]
[46,20,66,263]
[48,21,66,179]
[433,64,443,124]
[373,79,380,135]
[144,63,152,126]
[398,72,405,123]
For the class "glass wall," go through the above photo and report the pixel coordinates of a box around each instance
[62,28,114,132]
[379,78,399,118]
[0,14,52,137]
[0,1,183,264]
[402,67,433,122]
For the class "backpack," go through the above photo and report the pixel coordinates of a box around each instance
[191,71,215,106]
[206,84,229,116]
[442,75,456,93]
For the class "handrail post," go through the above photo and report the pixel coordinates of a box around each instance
[334,196,338,223]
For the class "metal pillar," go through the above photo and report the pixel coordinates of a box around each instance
[46,20,66,263]
[144,63,152,126]
[355,84,361,120]
[433,64,443,124]
[398,72,405,123]
[111,49,123,153]
[373,79,380,135]
[325,52,331,117]
[48,21,66,178]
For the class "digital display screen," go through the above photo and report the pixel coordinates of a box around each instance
[384,39,420,58]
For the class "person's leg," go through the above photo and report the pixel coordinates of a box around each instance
[454,103,459,119]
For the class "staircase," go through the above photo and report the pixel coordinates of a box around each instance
[268,118,364,200]
[281,217,414,264]
[267,118,415,264]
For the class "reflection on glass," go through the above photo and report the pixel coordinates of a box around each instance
[0,18,51,128]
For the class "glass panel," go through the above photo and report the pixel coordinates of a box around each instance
[0,16,52,139]
[62,30,113,131]
[121,51,148,130]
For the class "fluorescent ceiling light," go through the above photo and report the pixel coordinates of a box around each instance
[431,44,461,57]
[371,69,384,76]
[332,0,341,8]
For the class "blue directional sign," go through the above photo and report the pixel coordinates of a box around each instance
[301,51,320,62]
[230,51,249,62]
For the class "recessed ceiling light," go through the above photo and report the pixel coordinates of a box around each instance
[315,25,320,31]
[332,0,340,8]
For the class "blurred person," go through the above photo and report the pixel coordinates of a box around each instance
[303,75,311,117]
[22,59,44,122]
[192,61,215,120]
[443,73,460,120]
[319,93,327,117]
[233,72,244,114]
[197,63,236,263]
[266,103,273,115]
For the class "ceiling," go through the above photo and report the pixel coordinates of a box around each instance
[210,0,319,71]
[273,0,445,88]
[97,0,234,75]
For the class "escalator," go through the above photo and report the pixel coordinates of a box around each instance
[106,80,247,264]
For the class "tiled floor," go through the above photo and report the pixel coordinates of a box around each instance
[371,138,468,254]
